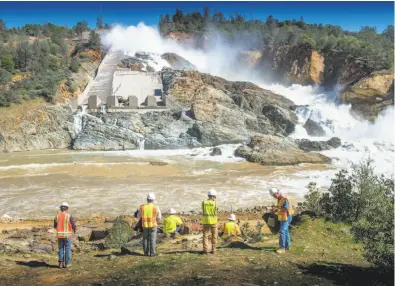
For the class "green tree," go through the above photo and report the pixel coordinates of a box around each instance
[87,30,101,51]
[96,15,103,29]
[0,55,14,72]
[74,21,89,38]
[0,68,11,85]
[69,57,79,72]
[0,19,6,32]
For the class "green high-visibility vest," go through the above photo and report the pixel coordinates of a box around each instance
[202,199,218,225]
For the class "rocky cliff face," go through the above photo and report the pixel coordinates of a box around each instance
[0,101,74,153]
[266,45,325,85]
[71,68,299,151]
[340,71,394,118]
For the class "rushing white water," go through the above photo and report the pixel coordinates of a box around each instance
[102,22,394,178]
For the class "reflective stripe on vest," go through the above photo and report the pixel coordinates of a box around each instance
[56,212,72,238]
[140,203,158,228]
[202,200,217,225]
[277,195,294,222]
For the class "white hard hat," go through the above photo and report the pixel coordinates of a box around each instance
[208,188,217,196]
[228,214,236,221]
[60,202,69,208]
[147,192,156,200]
[168,208,177,214]
[269,188,279,195]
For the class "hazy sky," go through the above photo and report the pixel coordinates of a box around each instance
[0,1,393,32]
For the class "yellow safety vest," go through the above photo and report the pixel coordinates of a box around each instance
[163,215,183,234]
[277,195,294,222]
[140,203,158,228]
[222,221,241,236]
[202,199,218,225]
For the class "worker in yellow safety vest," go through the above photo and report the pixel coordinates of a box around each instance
[54,202,76,268]
[163,208,184,237]
[269,188,295,254]
[138,192,162,256]
[202,189,219,254]
[221,213,241,239]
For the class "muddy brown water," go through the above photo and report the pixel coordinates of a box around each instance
[0,147,335,219]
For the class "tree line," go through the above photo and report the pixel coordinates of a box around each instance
[0,18,104,107]
[159,8,394,70]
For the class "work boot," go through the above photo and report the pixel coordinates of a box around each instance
[58,262,64,269]
[65,263,72,268]
[276,249,286,254]
[210,250,216,255]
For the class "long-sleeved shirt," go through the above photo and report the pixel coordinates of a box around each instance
[54,213,77,232]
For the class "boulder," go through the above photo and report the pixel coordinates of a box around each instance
[210,147,222,156]
[235,135,330,166]
[77,227,93,242]
[296,137,341,152]
[340,71,394,118]
[161,53,197,70]
[303,119,326,137]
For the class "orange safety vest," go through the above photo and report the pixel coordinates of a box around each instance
[140,203,158,229]
[277,195,295,222]
[56,212,73,238]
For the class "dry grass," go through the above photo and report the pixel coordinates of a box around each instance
[0,98,47,132]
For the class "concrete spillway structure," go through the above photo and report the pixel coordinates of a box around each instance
[112,71,164,107]
[82,49,123,105]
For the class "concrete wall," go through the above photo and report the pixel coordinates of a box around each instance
[112,71,163,106]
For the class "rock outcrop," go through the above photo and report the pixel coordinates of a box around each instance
[303,118,326,137]
[296,137,341,152]
[0,102,74,153]
[71,68,299,151]
[340,70,394,118]
[261,45,325,85]
[234,135,330,166]
[161,53,197,70]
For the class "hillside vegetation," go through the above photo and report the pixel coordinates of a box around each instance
[159,8,394,71]
[0,19,103,107]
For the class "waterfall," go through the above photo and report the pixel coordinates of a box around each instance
[73,105,88,136]
[138,138,145,150]
[101,105,107,114]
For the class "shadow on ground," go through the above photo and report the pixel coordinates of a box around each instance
[15,261,59,268]
[297,262,394,286]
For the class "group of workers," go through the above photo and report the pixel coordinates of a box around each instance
[54,188,293,268]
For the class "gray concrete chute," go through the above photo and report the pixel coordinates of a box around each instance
[83,49,123,105]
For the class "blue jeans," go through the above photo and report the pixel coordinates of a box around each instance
[143,228,157,256]
[58,238,72,265]
[176,226,182,234]
[279,215,292,250]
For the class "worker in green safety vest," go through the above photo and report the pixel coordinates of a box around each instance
[202,189,218,254]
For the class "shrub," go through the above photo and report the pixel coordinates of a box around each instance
[302,159,394,272]
[105,216,133,249]
[69,58,79,73]
[0,68,11,85]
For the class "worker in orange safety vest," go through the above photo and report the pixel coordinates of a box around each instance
[269,188,294,254]
[138,193,162,256]
[54,202,76,268]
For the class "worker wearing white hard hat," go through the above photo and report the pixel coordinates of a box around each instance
[221,213,241,239]
[137,193,162,256]
[163,208,184,236]
[269,188,294,254]
[202,189,219,254]
[54,202,76,268]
